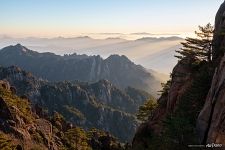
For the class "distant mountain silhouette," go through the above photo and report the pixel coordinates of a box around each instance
[0,44,161,96]
[0,36,183,74]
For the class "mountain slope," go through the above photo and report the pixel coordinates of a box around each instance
[0,65,152,141]
[132,1,225,149]
[0,44,161,96]
[197,1,225,145]
[0,80,126,150]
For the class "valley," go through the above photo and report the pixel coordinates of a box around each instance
[0,0,223,149]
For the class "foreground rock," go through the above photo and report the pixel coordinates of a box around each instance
[132,1,225,149]
[0,80,125,150]
[197,1,225,145]
[0,65,152,142]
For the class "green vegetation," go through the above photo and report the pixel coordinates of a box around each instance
[0,133,16,150]
[63,127,91,150]
[40,82,139,142]
[63,105,85,120]
[175,23,213,63]
[87,128,108,138]
[56,126,126,150]
[0,86,34,124]
[139,62,214,150]
[52,111,65,123]
[161,63,213,149]
[87,128,126,150]
[133,24,215,150]
[159,80,171,96]
[136,98,157,122]
[32,132,44,144]
[136,79,171,123]
[0,80,127,150]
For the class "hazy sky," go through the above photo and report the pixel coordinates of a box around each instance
[0,0,224,38]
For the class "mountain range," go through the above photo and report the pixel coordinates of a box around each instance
[0,79,128,149]
[0,44,162,97]
[0,65,153,142]
[0,36,183,74]
[1,1,225,150]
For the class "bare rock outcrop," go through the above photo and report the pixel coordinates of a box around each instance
[212,1,225,65]
[133,1,225,149]
[167,58,193,112]
[0,80,59,150]
[197,54,225,144]
[197,1,225,145]
[132,58,194,147]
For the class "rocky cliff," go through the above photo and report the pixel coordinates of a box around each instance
[0,80,127,150]
[0,65,151,142]
[0,80,57,149]
[132,55,214,149]
[197,1,225,145]
[132,2,225,149]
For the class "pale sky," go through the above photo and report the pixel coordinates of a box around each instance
[0,0,224,38]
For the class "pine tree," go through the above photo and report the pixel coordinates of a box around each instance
[136,98,157,122]
[63,127,91,150]
[175,23,213,62]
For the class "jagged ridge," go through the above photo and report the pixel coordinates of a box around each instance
[0,80,128,150]
[0,65,152,142]
[0,44,161,96]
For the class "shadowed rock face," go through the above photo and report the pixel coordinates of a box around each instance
[0,97,13,120]
[197,1,225,145]
[132,2,225,148]
[197,55,225,144]
[167,59,193,112]
[132,58,194,148]
[212,1,225,65]
[0,66,152,142]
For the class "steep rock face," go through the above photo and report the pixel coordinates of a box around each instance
[132,2,225,149]
[0,66,151,141]
[0,80,57,150]
[39,81,138,141]
[197,55,225,144]
[0,80,126,150]
[132,93,168,148]
[85,80,151,114]
[132,59,194,147]
[132,50,214,149]
[212,1,225,65]
[0,44,161,96]
[132,1,225,148]
[167,59,192,112]
[0,97,13,120]
[0,65,43,102]
[197,1,225,145]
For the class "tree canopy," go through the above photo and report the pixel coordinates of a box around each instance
[136,98,157,122]
[175,23,213,63]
